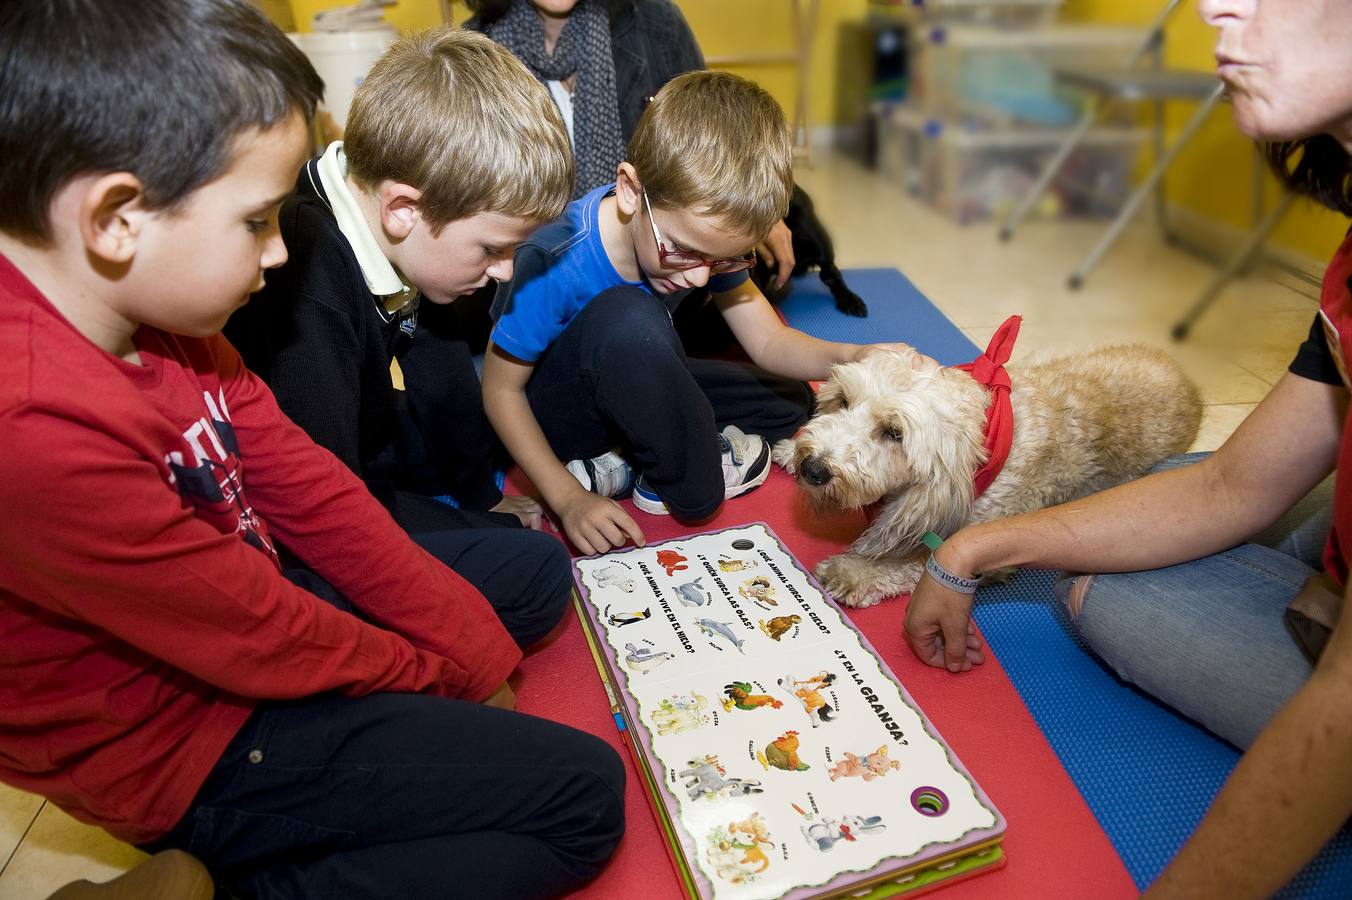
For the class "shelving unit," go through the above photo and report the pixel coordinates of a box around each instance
[868,0,1151,226]
[877,103,1146,225]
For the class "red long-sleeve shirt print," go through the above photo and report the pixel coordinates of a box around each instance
[0,255,520,843]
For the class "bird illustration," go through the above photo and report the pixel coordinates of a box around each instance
[758,615,801,641]
[757,731,810,772]
[721,682,783,712]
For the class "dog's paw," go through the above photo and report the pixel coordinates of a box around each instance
[816,554,926,607]
[833,290,868,318]
[772,438,798,473]
[815,554,893,608]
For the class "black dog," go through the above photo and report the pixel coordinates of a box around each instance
[752,185,868,318]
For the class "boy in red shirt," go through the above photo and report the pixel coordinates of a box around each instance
[0,2,623,897]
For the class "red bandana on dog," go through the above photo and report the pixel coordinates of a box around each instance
[955,315,1022,499]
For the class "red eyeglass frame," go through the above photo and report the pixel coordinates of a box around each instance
[642,191,756,274]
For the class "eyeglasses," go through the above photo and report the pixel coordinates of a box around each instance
[642,191,756,275]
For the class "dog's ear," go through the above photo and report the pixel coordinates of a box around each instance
[851,422,975,559]
[854,478,972,558]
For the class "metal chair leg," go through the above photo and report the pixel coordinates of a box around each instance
[999,105,1100,242]
[1171,191,1296,341]
[1001,2,1179,244]
[1067,83,1224,289]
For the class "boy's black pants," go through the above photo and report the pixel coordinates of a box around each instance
[525,286,813,520]
[144,529,623,899]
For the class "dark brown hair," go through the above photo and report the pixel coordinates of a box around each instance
[1265,135,1352,217]
[0,0,323,241]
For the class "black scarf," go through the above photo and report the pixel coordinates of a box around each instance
[486,0,626,198]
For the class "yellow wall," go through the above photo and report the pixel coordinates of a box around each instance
[1063,0,1345,261]
[678,0,868,137]
[289,0,444,34]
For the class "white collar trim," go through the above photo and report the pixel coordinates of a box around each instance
[315,141,411,301]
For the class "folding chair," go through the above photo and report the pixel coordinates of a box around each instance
[998,0,1223,289]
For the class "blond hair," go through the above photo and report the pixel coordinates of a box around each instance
[627,70,792,240]
[344,26,573,229]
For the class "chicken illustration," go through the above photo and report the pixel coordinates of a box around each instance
[756,731,810,772]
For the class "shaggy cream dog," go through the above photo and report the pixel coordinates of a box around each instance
[775,344,1202,607]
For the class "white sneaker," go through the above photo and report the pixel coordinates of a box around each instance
[718,425,772,499]
[632,426,771,516]
[566,449,635,498]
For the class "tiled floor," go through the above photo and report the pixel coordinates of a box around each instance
[0,149,1315,897]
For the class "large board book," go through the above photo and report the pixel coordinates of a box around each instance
[571,523,1006,899]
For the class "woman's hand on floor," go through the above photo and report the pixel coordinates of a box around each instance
[904,571,984,672]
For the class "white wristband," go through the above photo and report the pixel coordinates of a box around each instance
[924,553,979,594]
[920,532,979,594]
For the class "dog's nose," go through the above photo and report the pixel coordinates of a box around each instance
[800,456,833,486]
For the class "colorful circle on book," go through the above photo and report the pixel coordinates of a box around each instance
[910,786,949,817]
[731,539,755,550]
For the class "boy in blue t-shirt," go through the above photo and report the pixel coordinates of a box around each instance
[483,71,918,554]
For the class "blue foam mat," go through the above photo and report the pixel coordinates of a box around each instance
[778,267,979,367]
[780,268,1352,896]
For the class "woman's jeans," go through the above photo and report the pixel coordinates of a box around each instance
[1056,452,1331,750]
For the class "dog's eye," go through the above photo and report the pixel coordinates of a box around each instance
[882,425,904,443]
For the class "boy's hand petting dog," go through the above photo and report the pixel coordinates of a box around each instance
[852,342,939,371]
[491,494,545,530]
[559,490,645,555]
[755,219,796,289]
[904,558,986,673]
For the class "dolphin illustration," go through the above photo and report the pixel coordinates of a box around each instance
[674,578,708,607]
[697,618,746,654]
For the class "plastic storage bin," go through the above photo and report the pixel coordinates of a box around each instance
[288,28,396,128]
[909,24,1147,126]
[871,0,1063,29]
[876,103,1145,224]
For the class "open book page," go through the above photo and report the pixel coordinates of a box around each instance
[573,524,1004,900]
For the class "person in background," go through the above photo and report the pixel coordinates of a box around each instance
[903,2,1352,896]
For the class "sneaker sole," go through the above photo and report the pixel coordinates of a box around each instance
[632,486,671,516]
[724,441,772,500]
[633,441,773,516]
